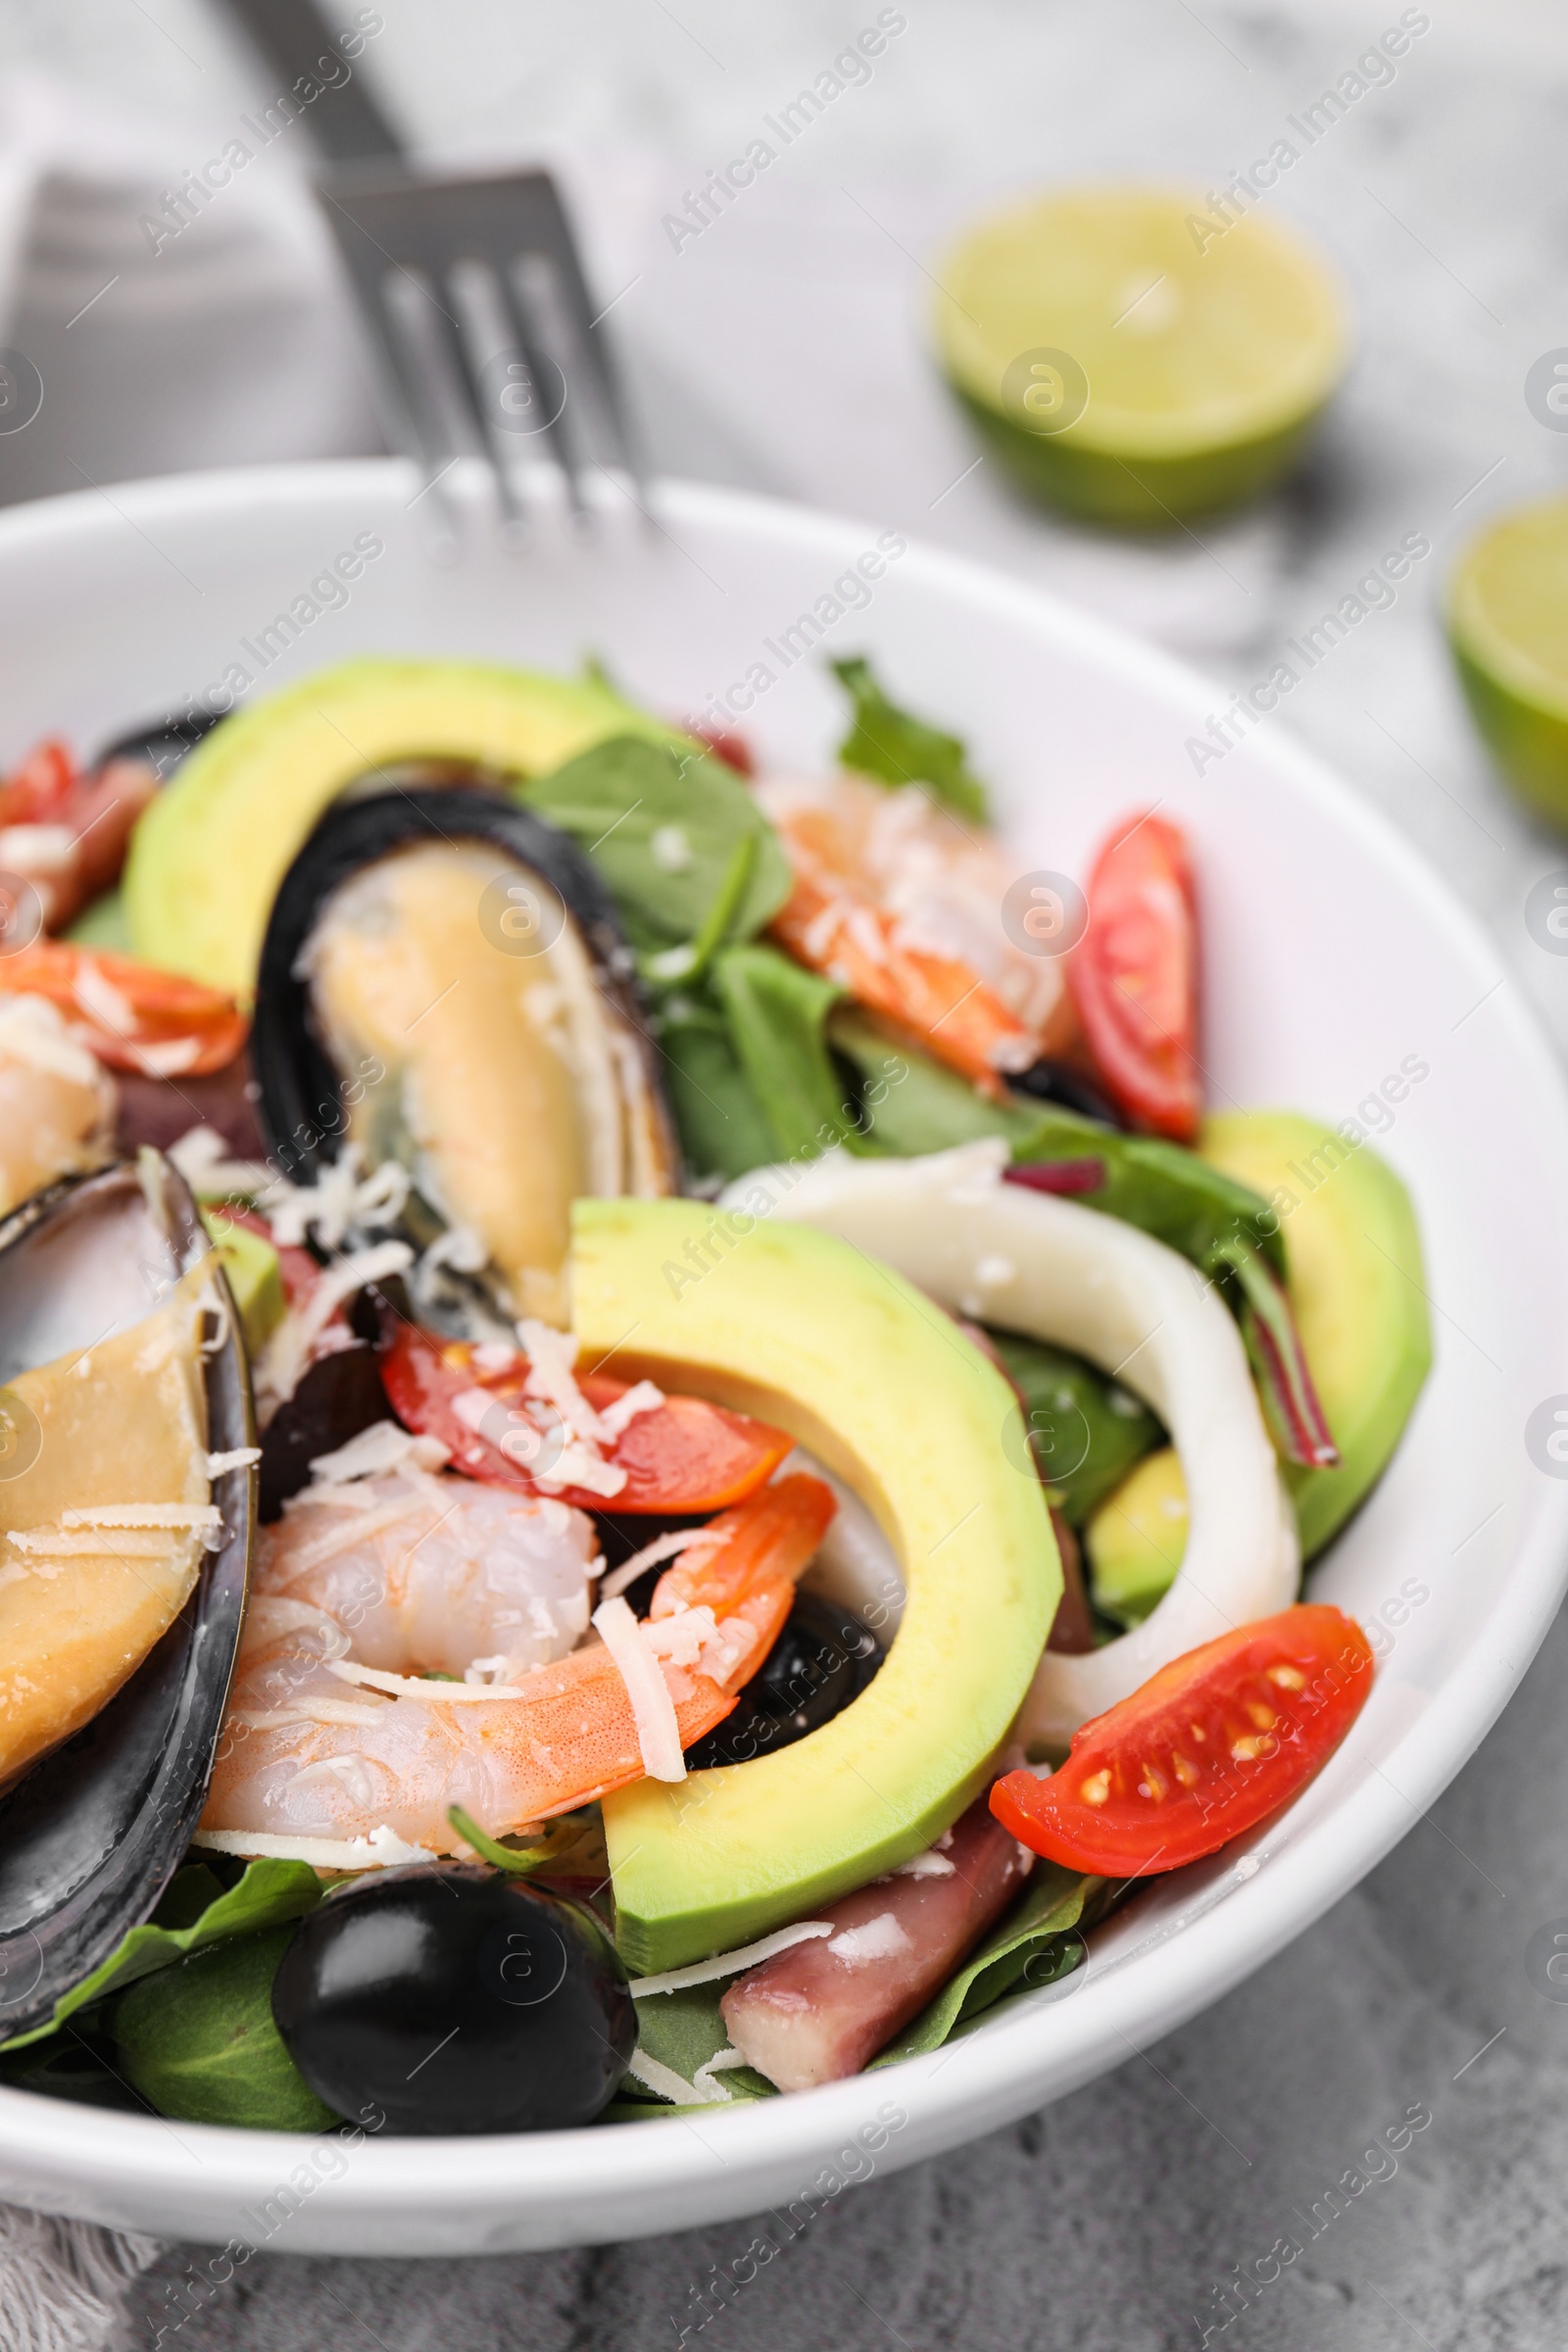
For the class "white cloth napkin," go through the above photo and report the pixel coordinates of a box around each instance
[0,2208,161,2352]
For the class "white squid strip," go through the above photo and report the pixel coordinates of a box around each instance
[724,1141,1297,1745]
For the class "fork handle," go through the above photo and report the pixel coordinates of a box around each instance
[214,0,408,164]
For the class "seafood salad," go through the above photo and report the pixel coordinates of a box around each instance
[0,652,1427,2133]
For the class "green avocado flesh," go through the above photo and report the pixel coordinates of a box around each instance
[1203,1105,1439,1552]
[199,1212,283,1357]
[1082,1108,1431,1619]
[572,1198,1060,1975]
[1203,1109,1431,1558]
[122,657,680,998]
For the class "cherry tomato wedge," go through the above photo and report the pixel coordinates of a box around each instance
[0,940,248,1076]
[378,1320,795,1513]
[992,1604,1374,1876]
[1067,811,1201,1142]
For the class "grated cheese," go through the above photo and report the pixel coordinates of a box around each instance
[61,1503,221,1532]
[308,1420,450,1484]
[623,2047,710,2107]
[592,1595,685,1782]
[7,1530,190,1558]
[207,1447,263,1476]
[256,1238,414,1406]
[628,1921,834,1999]
[192,1824,431,1870]
[690,2049,748,2103]
[597,1380,664,1443]
[516,1318,609,1446]
[827,1912,912,1966]
[598,1527,722,1603]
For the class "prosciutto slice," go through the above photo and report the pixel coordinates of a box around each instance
[718,1792,1033,2090]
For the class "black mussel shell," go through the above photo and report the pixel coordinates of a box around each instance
[684,1592,884,1771]
[271,1865,635,2133]
[91,710,224,782]
[0,1159,254,2043]
[249,785,675,1193]
[1009,1057,1126,1129]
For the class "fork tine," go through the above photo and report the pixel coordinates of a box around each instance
[523,179,649,501]
[494,263,589,520]
[424,270,530,538]
[315,166,650,531]
[316,189,461,537]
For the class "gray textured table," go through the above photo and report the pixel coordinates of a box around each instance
[5,3,1568,2344]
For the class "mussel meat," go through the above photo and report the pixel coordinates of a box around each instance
[0,1155,254,2041]
[251,786,678,1329]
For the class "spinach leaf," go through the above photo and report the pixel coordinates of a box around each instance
[517,736,792,952]
[710,944,863,1162]
[831,1011,1285,1279]
[657,991,779,1180]
[987,1330,1163,1527]
[832,657,990,823]
[832,1006,1055,1158]
[615,1982,775,2112]
[0,1857,323,2054]
[872,1866,1103,2065]
[107,1926,337,2130]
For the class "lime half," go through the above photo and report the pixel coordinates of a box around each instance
[933,186,1348,526]
[1448,497,1568,827]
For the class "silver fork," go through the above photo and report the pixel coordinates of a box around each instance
[216,0,648,535]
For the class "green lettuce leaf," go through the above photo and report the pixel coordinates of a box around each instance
[656,992,780,1180]
[710,944,864,1162]
[518,736,792,952]
[619,1981,775,2110]
[107,1925,338,2131]
[0,1857,323,2054]
[871,1866,1103,2066]
[832,656,990,823]
[988,1331,1163,1528]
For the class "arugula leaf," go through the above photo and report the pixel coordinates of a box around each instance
[832,656,990,823]
[107,1925,338,2130]
[710,944,865,1162]
[518,736,792,952]
[871,1866,1102,2065]
[0,1857,323,2054]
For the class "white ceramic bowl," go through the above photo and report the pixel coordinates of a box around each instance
[0,463,1564,2255]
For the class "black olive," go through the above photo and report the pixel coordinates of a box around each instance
[270,1866,636,2134]
[684,1592,883,1771]
[1008,1056,1126,1128]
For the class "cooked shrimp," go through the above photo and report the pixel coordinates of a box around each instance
[0,994,115,1214]
[246,1443,602,1677]
[756,772,1078,1093]
[202,1471,835,1857]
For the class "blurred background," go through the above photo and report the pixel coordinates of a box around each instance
[5,3,1568,2346]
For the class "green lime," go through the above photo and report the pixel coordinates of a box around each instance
[1447,496,1568,827]
[932,186,1349,526]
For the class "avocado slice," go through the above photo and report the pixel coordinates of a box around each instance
[571,1197,1060,1974]
[122,658,681,998]
[199,1211,284,1358]
[1088,1109,1432,1610]
[1084,1444,1190,1627]
[1204,1109,1431,1558]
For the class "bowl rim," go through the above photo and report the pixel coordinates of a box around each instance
[0,456,1563,2252]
